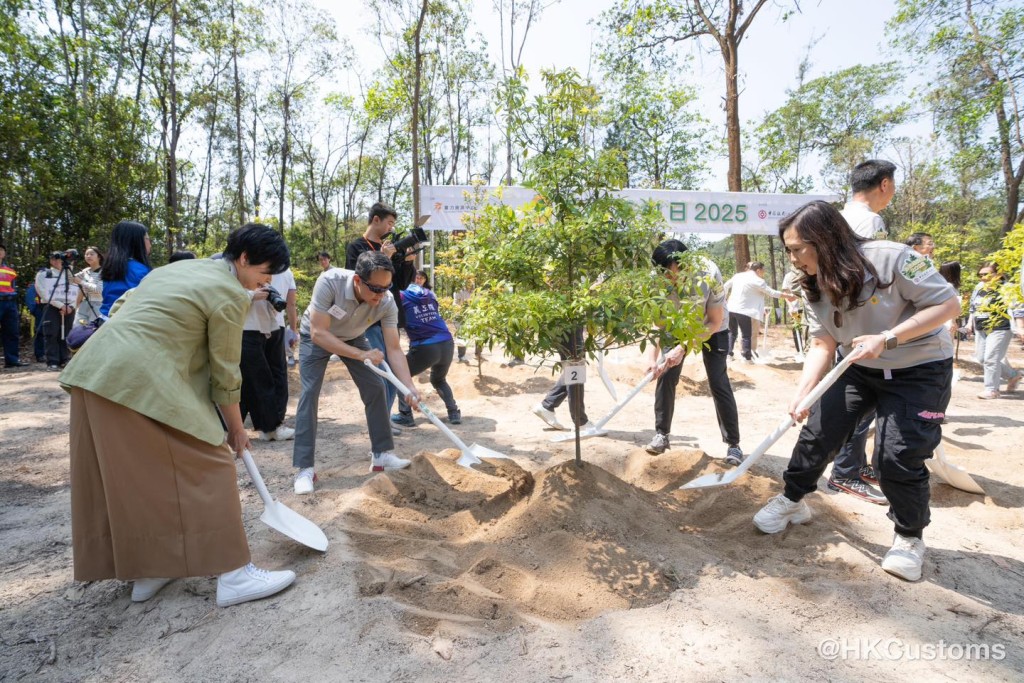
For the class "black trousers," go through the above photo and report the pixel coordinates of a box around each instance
[783,358,953,538]
[728,313,754,360]
[654,330,740,446]
[42,306,73,366]
[398,340,459,416]
[239,328,288,432]
[541,329,588,427]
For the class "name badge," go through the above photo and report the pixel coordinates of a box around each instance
[328,305,347,320]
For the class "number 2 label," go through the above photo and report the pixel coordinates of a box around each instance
[562,361,586,386]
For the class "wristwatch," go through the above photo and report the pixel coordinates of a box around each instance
[881,330,898,351]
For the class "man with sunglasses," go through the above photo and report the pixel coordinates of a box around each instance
[291,251,421,494]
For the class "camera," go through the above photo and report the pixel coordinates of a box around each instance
[389,227,429,258]
[263,285,287,312]
[51,249,79,268]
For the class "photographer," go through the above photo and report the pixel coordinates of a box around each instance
[36,250,80,370]
[346,203,419,423]
[239,266,298,441]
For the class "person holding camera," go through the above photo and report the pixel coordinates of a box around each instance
[239,266,298,441]
[36,250,80,370]
[346,203,418,427]
[291,251,421,494]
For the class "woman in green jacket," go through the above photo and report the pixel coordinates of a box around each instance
[61,224,298,607]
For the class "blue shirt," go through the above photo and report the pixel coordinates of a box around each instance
[400,285,452,347]
[101,259,151,316]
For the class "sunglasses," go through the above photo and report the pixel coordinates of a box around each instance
[360,279,390,294]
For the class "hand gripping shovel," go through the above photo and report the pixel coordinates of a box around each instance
[363,359,509,468]
[241,449,328,551]
[550,357,666,444]
[681,349,860,490]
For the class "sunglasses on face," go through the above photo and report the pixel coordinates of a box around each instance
[360,279,390,294]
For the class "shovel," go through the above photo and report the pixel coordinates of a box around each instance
[596,352,618,401]
[240,449,328,552]
[364,359,509,468]
[550,356,666,443]
[928,441,985,495]
[681,349,859,490]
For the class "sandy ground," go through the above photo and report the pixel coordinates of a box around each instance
[2,329,1024,682]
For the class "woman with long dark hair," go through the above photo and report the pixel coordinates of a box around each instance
[100,220,152,316]
[753,200,961,582]
[61,224,298,607]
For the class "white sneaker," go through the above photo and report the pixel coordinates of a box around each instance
[370,451,411,472]
[261,426,295,441]
[881,534,926,581]
[753,494,813,534]
[577,421,598,432]
[131,578,172,602]
[531,403,568,430]
[216,563,296,607]
[294,468,316,494]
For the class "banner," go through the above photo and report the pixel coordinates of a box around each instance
[419,185,841,235]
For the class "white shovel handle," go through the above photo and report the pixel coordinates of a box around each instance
[241,449,275,507]
[363,359,474,453]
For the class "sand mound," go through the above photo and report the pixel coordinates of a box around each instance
[342,448,835,628]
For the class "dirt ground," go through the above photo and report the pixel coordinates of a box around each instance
[2,329,1024,682]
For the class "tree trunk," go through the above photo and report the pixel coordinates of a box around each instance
[723,37,749,268]
[231,0,247,226]
[411,0,428,223]
[279,93,289,234]
[166,0,180,254]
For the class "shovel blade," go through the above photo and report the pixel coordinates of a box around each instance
[470,443,510,460]
[928,458,984,494]
[260,501,329,551]
[679,469,743,490]
[549,428,609,443]
[456,451,483,468]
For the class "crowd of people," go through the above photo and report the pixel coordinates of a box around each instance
[0,158,1022,608]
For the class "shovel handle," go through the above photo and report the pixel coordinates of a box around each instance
[363,359,474,453]
[241,449,275,507]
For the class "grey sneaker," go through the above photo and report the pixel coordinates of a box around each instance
[859,465,879,485]
[881,534,925,581]
[391,413,416,428]
[725,445,744,466]
[646,433,670,455]
[753,494,813,534]
[827,475,888,505]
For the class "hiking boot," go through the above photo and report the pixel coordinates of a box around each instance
[447,409,462,425]
[294,468,316,495]
[646,433,670,455]
[827,475,888,505]
[753,494,812,534]
[881,534,926,581]
[1006,372,1022,393]
[131,578,172,602]
[531,404,567,430]
[260,426,295,441]
[370,451,411,472]
[725,445,744,467]
[391,413,416,428]
[216,563,296,607]
[859,465,879,486]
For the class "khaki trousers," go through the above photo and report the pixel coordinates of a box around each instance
[70,388,250,581]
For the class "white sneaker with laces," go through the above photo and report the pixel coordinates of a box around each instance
[261,426,295,441]
[216,563,296,607]
[881,534,926,581]
[531,403,568,430]
[370,451,411,472]
[753,494,813,534]
[131,578,172,602]
[294,468,316,494]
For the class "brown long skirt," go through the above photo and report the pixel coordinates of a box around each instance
[69,388,251,581]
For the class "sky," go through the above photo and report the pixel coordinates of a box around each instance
[319,0,922,192]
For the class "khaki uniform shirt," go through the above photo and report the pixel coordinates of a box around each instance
[60,259,250,446]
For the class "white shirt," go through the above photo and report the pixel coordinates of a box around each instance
[841,200,886,239]
[725,270,784,321]
[243,268,297,332]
